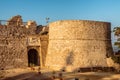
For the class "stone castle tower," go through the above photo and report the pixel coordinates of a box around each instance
[0,16,113,71]
[46,20,113,71]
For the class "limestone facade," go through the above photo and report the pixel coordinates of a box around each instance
[0,16,113,71]
[45,20,113,71]
[0,15,48,70]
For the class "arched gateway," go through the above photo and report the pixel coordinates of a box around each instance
[28,49,40,67]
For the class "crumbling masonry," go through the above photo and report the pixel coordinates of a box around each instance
[0,15,113,71]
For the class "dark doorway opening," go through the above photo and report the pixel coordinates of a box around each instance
[28,49,40,67]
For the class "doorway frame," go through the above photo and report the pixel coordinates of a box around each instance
[27,46,42,67]
[28,49,39,67]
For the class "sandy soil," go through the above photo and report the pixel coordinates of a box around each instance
[0,68,120,80]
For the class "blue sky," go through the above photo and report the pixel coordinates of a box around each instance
[0,0,120,28]
[0,0,120,49]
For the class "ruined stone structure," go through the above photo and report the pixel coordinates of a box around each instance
[0,15,48,70]
[0,15,113,71]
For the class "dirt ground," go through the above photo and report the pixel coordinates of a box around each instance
[0,68,120,80]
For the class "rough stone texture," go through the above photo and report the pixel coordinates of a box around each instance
[40,35,48,67]
[0,16,48,70]
[0,16,114,71]
[26,20,37,28]
[0,25,28,69]
[6,15,23,26]
[45,20,113,71]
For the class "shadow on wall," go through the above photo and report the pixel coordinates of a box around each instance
[66,51,74,66]
[61,51,74,71]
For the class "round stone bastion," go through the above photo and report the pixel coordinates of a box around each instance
[45,20,113,71]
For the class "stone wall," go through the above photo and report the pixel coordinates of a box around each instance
[0,15,49,70]
[40,35,48,67]
[0,15,113,71]
[0,25,28,70]
[45,20,113,71]
[6,15,23,26]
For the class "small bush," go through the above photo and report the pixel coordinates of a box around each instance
[111,56,120,64]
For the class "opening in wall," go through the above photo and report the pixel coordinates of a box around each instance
[28,49,40,67]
